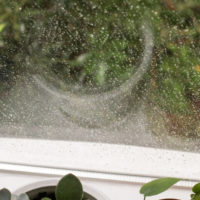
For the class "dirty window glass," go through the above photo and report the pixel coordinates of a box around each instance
[0,0,199,152]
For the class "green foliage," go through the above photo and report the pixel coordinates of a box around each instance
[16,194,30,200]
[0,23,6,32]
[0,0,143,90]
[1,174,200,200]
[193,183,200,194]
[0,188,29,200]
[140,177,181,197]
[55,174,83,200]
[0,174,84,200]
[191,193,200,200]
[0,0,199,126]
[0,188,11,200]
[155,45,200,114]
[192,183,200,200]
[140,178,200,200]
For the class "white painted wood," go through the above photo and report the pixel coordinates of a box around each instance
[0,138,200,182]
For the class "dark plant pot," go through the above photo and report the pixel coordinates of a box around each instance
[27,186,97,200]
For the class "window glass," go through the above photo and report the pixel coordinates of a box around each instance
[0,0,199,152]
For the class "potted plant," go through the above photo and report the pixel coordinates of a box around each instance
[140,177,200,200]
[0,174,97,200]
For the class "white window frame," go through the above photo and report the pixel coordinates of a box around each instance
[0,138,200,185]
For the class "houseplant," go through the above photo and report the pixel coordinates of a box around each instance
[0,174,96,200]
[3,175,199,200]
[140,177,200,200]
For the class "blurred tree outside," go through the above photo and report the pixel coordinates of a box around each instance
[0,0,199,136]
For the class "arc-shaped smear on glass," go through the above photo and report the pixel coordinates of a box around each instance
[33,23,154,128]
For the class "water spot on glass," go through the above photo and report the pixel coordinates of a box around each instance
[0,0,199,153]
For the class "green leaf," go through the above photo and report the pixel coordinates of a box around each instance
[55,174,83,200]
[193,183,200,194]
[160,199,181,200]
[41,198,52,200]
[0,188,11,200]
[0,23,6,32]
[140,177,181,197]
[191,194,200,200]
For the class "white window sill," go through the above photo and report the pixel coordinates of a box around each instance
[0,138,199,182]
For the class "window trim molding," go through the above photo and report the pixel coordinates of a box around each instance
[0,138,200,183]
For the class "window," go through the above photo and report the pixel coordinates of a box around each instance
[0,0,200,180]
